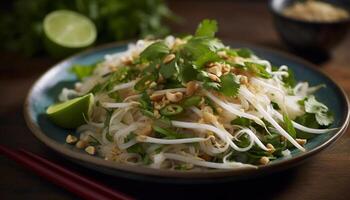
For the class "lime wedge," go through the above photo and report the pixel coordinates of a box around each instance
[43,10,97,58]
[46,93,94,129]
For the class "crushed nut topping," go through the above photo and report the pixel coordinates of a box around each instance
[186,81,199,96]
[66,134,78,144]
[260,156,270,165]
[85,146,96,155]
[166,91,183,102]
[163,53,176,64]
[76,140,88,149]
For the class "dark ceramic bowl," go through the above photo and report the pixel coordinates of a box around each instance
[24,41,350,184]
[269,0,350,60]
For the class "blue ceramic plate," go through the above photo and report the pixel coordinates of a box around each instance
[24,42,349,183]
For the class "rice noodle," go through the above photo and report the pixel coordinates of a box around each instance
[163,153,256,169]
[102,102,139,109]
[203,90,266,126]
[239,86,305,151]
[171,120,254,152]
[109,80,138,93]
[272,109,337,134]
[57,31,336,170]
[136,135,210,144]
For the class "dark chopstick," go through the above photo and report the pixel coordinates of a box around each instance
[0,145,134,200]
[20,149,133,200]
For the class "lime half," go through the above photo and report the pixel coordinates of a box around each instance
[43,10,97,57]
[46,93,94,129]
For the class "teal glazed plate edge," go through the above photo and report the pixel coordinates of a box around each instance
[24,41,350,183]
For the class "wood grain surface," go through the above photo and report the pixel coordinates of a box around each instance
[0,1,349,199]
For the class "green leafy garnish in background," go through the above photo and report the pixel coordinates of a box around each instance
[219,73,240,97]
[283,114,297,138]
[0,0,177,56]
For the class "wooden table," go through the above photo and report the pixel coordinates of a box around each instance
[1,1,349,199]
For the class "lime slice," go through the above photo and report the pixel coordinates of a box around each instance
[46,93,94,129]
[43,10,97,58]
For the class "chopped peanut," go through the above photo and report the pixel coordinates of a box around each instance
[85,146,96,155]
[260,156,270,165]
[216,107,223,114]
[108,65,117,72]
[208,73,221,82]
[121,56,133,65]
[153,109,161,118]
[203,112,217,123]
[240,76,248,84]
[266,143,276,154]
[75,140,88,149]
[217,51,228,59]
[74,83,82,92]
[221,63,231,73]
[150,93,164,101]
[149,81,157,88]
[163,54,176,64]
[186,81,199,96]
[66,134,78,144]
[173,38,185,48]
[208,65,222,77]
[296,138,307,146]
[202,106,214,114]
[166,91,183,103]
[200,154,212,161]
[136,124,153,136]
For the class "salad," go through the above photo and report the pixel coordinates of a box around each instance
[47,19,335,170]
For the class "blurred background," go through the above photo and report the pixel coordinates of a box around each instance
[0,0,350,199]
[1,0,349,62]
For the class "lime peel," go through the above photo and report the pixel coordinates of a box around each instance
[44,10,97,48]
[46,93,94,129]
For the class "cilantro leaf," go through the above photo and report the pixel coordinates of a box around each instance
[70,64,97,80]
[160,58,179,79]
[182,37,222,68]
[231,117,252,127]
[282,68,296,88]
[244,62,272,79]
[178,62,198,83]
[223,48,238,57]
[195,51,220,67]
[315,111,334,127]
[236,48,253,58]
[219,73,240,97]
[203,81,221,91]
[195,19,218,37]
[140,41,170,61]
[304,95,333,126]
[294,113,319,139]
[283,114,297,138]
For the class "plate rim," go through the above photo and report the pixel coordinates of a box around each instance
[24,41,350,179]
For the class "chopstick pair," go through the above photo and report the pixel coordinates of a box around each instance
[0,145,134,200]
